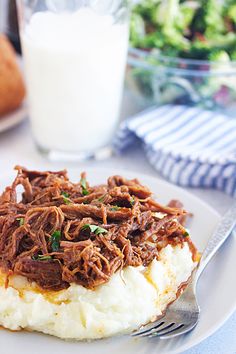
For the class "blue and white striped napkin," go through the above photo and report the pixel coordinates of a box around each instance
[114,105,236,197]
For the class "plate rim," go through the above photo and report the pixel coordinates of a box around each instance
[0,101,27,134]
[0,166,235,354]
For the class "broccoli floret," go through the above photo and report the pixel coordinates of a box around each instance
[208,50,230,62]
[134,0,161,23]
[130,13,146,48]
[163,28,190,51]
[185,38,212,60]
[226,3,236,24]
[141,31,166,49]
[141,28,190,54]
[205,0,225,37]
[130,0,236,61]
[230,50,236,61]
[151,0,191,52]
[155,0,180,30]
[178,1,200,33]
[206,32,236,57]
[191,0,225,36]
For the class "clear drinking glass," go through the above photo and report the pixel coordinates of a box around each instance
[17,0,129,160]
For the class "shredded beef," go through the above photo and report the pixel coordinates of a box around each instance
[0,166,195,291]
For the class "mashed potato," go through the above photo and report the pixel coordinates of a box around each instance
[0,242,195,340]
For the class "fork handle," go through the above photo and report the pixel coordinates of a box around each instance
[195,202,236,282]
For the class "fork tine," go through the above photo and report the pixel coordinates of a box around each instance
[131,320,165,337]
[137,322,175,338]
[134,322,172,338]
[148,323,184,337]
[159,322,198,339]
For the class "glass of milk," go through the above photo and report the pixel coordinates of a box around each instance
[17,0,129,160]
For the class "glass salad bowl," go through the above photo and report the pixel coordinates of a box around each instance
[126,48,236,117]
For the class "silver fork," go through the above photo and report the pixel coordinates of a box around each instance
[132,202,236,339]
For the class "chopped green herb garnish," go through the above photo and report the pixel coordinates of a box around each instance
[80,177,87,189]
[183,231,189,237]
[80,177,89,196]
[32,255,52,261]
[51,230,61,252]
[110,206,120,211]
[82,224,108,235]
[130,197,135,206]
[16,217,24,226]
[61,191,70,198]
[98,194,107,202]
[61,191,71,204]
[63,198,71,204]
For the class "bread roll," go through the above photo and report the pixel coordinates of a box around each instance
[0,34,26,116]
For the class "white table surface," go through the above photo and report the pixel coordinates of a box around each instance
[0,112,236,354]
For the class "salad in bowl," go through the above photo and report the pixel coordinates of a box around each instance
[128,0,236,115]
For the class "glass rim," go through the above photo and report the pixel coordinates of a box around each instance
[16,0,129,14]
[129,47,236,68]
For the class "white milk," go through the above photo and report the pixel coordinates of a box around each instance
[22,8,128,153]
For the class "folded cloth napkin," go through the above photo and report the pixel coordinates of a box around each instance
[114,105,236,197]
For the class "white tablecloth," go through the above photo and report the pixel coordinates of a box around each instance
[0,115,235,354]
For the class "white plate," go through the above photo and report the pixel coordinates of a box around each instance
[0,102,27,133]
[0,167,235,354]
